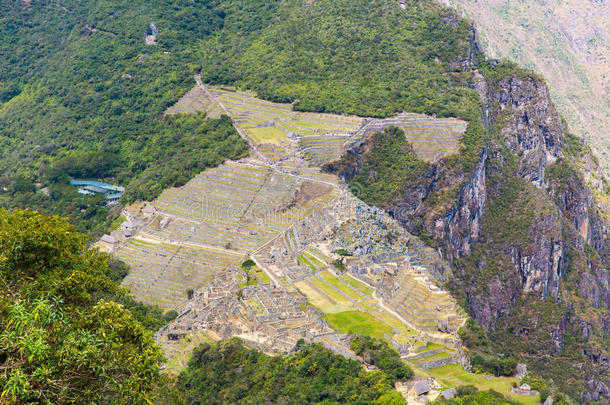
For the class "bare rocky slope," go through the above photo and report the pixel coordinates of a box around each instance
[442,0,610,175]
[328,53,610,402]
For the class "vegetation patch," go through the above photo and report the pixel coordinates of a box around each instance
[350,336,414,382]
[324,311,393,341]
[0,209,163,403]
[176,338,407,404]
[245,125,287,144]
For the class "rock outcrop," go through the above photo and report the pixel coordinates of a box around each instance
[494,76,563,187]
[329,62,609,401]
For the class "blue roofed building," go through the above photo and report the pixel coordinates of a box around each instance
[69,180,124,203]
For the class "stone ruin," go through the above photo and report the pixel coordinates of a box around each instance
[155,267,335,357]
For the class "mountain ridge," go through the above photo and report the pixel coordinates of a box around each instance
[328,56,609,400]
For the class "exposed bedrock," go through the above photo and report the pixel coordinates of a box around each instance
[510,211,564,297]
[331,62,609,400]
[494,76,563,187]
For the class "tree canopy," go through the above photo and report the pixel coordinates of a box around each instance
[0,209,163,403]
[176,338,407,405]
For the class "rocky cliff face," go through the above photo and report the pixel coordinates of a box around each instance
[330,63,609,401]
[494,75,563,187]
[436,145,487,262]
[443,0,610,175]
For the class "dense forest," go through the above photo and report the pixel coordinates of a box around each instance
[0,0,249,236]
[0,209,164,403]
[176,338,406,405]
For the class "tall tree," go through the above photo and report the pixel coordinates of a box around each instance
[0,209,163,403]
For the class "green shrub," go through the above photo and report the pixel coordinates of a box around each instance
[456,385,479,397]
[350,336,413,382]
[241,259,256,270]
[177,338,406,404]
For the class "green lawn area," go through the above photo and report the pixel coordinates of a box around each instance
[294,281,352,314]
[243,264,271,284]
[412,351,451,364]
[252,267,271,284]
[298,254,318,271]
[238,278,258,288]
[298,275,417,345]
[320,272,362,301]
[304,252,326,267]
[279,122,317,136]
[416,343,444,353]
[245,125,286,144]
[324,311,393,340]
[307,247,333,263]
[289,119,351,131]
[343,273,374,297]
[309,277,350,305]
[239,118,267,127]
[372,308,417,339]
[425,364,540,405]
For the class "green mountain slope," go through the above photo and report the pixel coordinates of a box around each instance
[0,0,248,235]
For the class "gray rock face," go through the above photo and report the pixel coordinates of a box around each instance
[331,64,610,400]
[515,363,527,379]
[440,146,488,262]
[508,210,563,297]
[441,387,457,400]
[494,76,563,187]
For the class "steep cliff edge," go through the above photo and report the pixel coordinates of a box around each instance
[327,62,609,401]
[444,0,610,175]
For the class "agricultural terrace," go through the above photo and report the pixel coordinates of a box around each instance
[382,267,467,333]
[423,364,541,405]
[346,112,467,162]
[116,160,340,309]
[164,86,223,118]
[205,86,467,165]
[208,87,363,145]
[117,238,242,308]
[295,269,417,344]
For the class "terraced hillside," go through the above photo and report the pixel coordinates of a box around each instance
[346,113,467,162]
[209,87,363,144]
[164,86,223,118]
[378,267,466,334]
[114,160,340,309]
[97,80,521,400]
[198,84,467,165]
[116,239,242,308]
[103,84,473,364]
